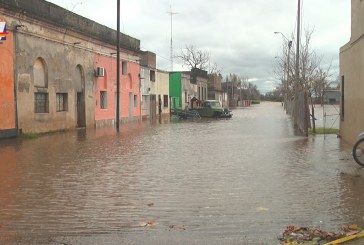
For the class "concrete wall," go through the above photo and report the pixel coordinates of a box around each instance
[339,0,364,144]
[120,61,141,122]
[155,70,170,115]
[350,0,364,43]
[140,66,152,118]
[181,73,195,110]
[15,28,95,133]
[94,55,115,126]
[140,51,156,69]
[0,29,16,137]
[141,68,169,118]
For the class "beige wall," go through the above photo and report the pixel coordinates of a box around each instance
[340,0,364,144]
[156,70,170,115]
[351,0,364,42]
[181,73,194,110]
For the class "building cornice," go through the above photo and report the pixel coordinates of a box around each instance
[0,0,140,53]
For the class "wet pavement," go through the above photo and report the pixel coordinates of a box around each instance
[1,102,364,244]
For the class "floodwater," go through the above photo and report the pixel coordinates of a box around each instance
[0,102,364,244]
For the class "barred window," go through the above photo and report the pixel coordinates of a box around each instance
[34,92,49,113]
[56,93,68,112]
[100,91,107,109]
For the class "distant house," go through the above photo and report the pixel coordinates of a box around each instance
[323,89,340,105]
[156,70,170,116]
[340,0,363,144]
[208,74,228,107]
[169,68,208,111]
[169,72,193,110]
[140,51,169,120]
[190,68,208,102]
[140,51,157,120]
[222,82,239,108]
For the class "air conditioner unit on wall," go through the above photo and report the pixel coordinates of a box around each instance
[96,67,105,77]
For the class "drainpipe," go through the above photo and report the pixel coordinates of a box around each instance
[13,23,21,136]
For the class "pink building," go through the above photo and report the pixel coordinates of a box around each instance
[95,54,141,127]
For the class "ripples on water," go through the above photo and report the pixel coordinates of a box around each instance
[0,102,363,243]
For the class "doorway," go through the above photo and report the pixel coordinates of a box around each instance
[77,92,85,127]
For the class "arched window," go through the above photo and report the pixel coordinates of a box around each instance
[73,64,84,92]
[33,58,49,113]
[33,58,47,88]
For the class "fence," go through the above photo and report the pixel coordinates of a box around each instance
[322,90,340,136]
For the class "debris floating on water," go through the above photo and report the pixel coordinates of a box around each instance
[278,224,363,244]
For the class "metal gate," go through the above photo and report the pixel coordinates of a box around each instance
[322,89,340,137]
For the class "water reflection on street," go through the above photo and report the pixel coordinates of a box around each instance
[0,102,363,244]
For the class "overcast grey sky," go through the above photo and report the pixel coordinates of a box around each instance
[47,0,351,93]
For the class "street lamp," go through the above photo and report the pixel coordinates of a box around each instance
[274,32,292,104]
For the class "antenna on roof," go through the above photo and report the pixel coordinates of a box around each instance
[166,5,178,71]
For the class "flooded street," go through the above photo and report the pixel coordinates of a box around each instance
[1,102,364,244]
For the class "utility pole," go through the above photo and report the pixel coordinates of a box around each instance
[295,0,301,91]
[167,5,178,71]
[116,0,120,131]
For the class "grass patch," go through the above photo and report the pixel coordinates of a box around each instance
[309,127,339,135]
[20,132,46,140]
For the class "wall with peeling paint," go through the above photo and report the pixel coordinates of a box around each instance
[0,30,16,138]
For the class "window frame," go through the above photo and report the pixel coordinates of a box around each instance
[100,91,108,109]
[150,70,156,82]
[122,61,127,75]
[56,93,68,112]
[163,95,168,108]
[34,92,49,113]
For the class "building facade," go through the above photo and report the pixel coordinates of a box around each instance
[140,51,169,120]
[340,0,364,144]
[0,21,16,138]
[156,70,170,116]
[208,73,226,107]
[95,53,140,127]
[191,68,208,102]
[0,0,140,136]
[169,72,184,110]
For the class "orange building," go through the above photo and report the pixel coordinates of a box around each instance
[0,27,16,138]
[95,55,141,126]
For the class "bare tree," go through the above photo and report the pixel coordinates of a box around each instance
[177,44,210,70]
[274,29,332,133]
[299,30,332,133]
[178,44,222,75]
[208,61,222,75]
[273,40,294,99]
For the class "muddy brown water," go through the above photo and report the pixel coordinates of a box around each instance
[0,102,363,244]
